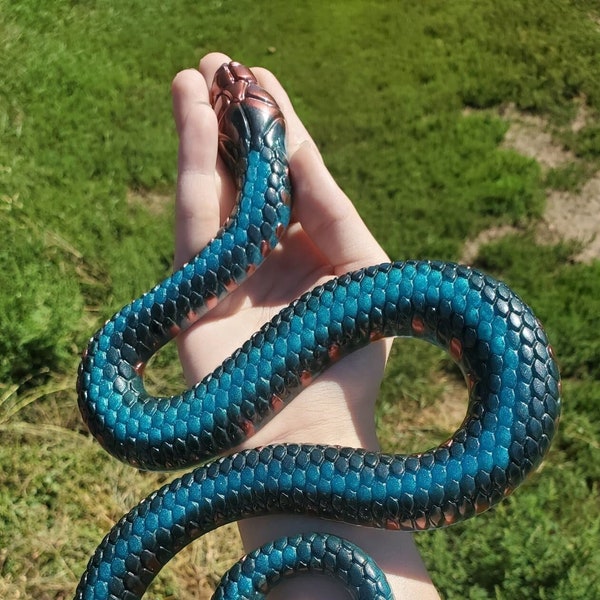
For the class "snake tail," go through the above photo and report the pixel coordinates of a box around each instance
[213,532,393,599]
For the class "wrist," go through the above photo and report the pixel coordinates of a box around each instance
[233,340,391,453]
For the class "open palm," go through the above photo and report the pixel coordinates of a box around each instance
[170,52,439,600]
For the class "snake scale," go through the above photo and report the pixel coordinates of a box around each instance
[75,62,561,599]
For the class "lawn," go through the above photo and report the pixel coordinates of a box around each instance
[1,1,599,598]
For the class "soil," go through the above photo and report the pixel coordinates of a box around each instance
[462,101,600,264]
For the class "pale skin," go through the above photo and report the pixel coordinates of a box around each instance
[171,52,441,599]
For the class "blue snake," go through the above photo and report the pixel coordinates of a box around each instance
[75,62,561,599]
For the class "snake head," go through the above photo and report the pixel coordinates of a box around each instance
[211,61,287,189]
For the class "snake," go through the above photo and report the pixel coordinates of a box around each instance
[75,61,561,599]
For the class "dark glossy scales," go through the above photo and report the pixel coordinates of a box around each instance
[77,63,292,469]
[75,62,561,599]
[213,533,393,599]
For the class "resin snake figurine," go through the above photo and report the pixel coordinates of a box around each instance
[75,62,561,599]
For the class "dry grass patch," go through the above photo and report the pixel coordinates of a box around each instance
[462,102,600,264]
[126,189,173,216]
[543,173,600,263]
[499,103,576,171]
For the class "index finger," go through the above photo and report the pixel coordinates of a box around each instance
[171,68,220,269]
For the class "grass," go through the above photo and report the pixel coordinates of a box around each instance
[1,1,599,598]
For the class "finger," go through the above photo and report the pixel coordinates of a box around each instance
[171,68,220,269]
[252,67,321,160]
[196,52,243,241]
[291,143,388,273]
[253,67,387,272]
[199,51,233,86]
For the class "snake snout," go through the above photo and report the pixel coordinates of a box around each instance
[211,62,286,187]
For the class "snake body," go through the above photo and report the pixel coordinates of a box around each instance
[75,62,561,599]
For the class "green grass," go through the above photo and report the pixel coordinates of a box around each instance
[1,1,599,598]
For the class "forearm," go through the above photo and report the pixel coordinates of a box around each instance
[233,343,440,599]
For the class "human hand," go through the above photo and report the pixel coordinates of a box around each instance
[171,52,439,599]
[171,52,390,452]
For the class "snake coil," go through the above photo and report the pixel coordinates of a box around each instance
[75,62,561,599]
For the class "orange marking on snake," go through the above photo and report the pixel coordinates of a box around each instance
[450,337,463,361]
[260,240,271,257]
[443,511,458,526]
[300,371,312,386]
[134,362,146,377]
[328,344,341,361]
[240,419,255,437]
[270,394,284,412]
[466,373,477,394]
[224,279,238,293]
[411,315,425,334]
[205,295,219,311]
[186,310,200,324]
[369,330,384,342]
[385,519,400,530]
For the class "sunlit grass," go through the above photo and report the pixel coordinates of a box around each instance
[1,1,599,598]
